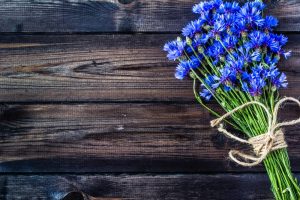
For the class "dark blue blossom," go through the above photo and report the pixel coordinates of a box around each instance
[200,88,213,101]
[193,2,213,14]
[246,31,265,49]
[272,73,288,88]
[238,2,264,27]
[251,50,261,62]
[194,33,210,46]
[263,16,278,31]
[175,58,199,80]
[211,19,226,37]
[208,41,225,58]
[250,0,265,11]
[182,19,204,37]
[248,77,266,96]
[268,65,288,88]
[223,2,240,13]
[163,39,186,60]
[223,35,238,50]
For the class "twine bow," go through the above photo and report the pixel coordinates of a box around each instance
[210,97,300,167]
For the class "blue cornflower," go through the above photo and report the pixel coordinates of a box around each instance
[248,77,266,96]
[235,18,247,35]
[193,2,213,14]
[238,46,252,64]
[264,54,280,66]
[238,2,264,27]
[163,39,186,60]
[207,41,225,64]
[274,34,288,46]
[217,67,237,91]
[252,64,268,78]
[211,0,223,9]
[194,33,210,46]
[200,88,213,101]
[250,0,265,11]
[204,75,220,89]
[246,31,265,49]
[251,50,261,62]
[269,39,281,52]
[263,16,278,31]
[199,75,220,101]
[175,59,199,80]
[182,19,204,37]
[268,65,288,88]
[226,58,244,75]
[211,19,225,38]
[175,61,190,80]
[267,64,280,78]
[223,35,238,50]
[223,13,238,32]
[241,71,250,81]
[223,2,240,13]
[272,73,288,88]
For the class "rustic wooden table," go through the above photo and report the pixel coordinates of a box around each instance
[0,0,299,199]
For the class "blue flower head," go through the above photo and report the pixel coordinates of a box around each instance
[164,0,291,100]
[163,38,186,60]
[193,2,214,14]
[263,16,278,31]
[182,19,204,37]
[238,2,264,27]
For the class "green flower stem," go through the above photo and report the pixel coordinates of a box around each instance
[216,90,300,200]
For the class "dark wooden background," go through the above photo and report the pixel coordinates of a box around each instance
[0,0,299,199]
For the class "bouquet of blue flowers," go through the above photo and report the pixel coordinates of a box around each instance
[164,0,300,199]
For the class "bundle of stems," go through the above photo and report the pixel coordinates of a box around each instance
[189,43,300,200]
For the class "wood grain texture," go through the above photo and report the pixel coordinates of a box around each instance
[0,103,299,173]
[0,34,299,103]
[0,0,300,33]
[1,173,295,200]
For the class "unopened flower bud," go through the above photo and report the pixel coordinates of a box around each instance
[241,31,247,38]
[177,37,182,42]
[203,25,211,31]
[189,71,196,79]
[186,37,192,46]
[198,46,204,54]
[220,56,225,62]
[215,34,221,40]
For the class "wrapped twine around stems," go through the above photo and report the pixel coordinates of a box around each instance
[210,97,300,167]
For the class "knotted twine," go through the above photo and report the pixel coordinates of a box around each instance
[210,97,300,167]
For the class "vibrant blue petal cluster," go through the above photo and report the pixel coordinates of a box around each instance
[163,0,290,100]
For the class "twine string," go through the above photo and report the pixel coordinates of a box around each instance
[210,97,300,167]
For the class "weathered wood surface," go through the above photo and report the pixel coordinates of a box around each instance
[0,103,299,173]
[1,174,294,200]
[0,34,299,103]
[1,0,300,199]
[0,0,300,33]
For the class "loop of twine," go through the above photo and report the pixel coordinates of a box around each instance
[210,97,300,167]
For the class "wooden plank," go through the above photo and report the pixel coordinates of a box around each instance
[0,0,299,32]
[0,103,299,173]
[0,34,299,103]
[1,173,291,200]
